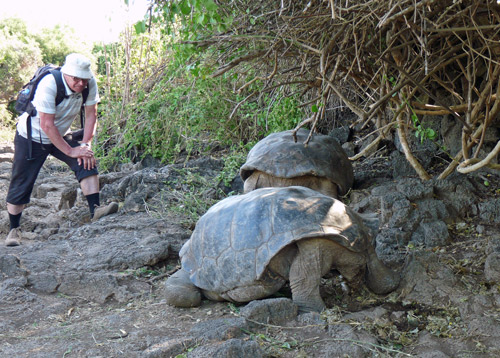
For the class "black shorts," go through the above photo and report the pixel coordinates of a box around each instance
[6,131,99,205]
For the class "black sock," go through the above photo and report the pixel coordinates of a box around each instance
[9,212,22,230]
[85,193,100,217]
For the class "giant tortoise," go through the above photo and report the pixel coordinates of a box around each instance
[240,128,354,198]
[164,186,399,312]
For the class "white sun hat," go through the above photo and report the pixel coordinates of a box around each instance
[61,53,94,79]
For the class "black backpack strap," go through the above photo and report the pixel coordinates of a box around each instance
[80,86,89,128]
[82,86,89,104]
[49,69,67,106]
[26,115,34,160]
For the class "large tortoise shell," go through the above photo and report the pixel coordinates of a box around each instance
[180,186,371,293]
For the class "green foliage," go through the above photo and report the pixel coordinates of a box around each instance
[100,73,235,167]
[129,267,161,278]
[174,347,195,358]
[0,17,93,127]
[0,17,30,42]
[95,15,303,170]
[145,167,226,227]
[390,79,440,147]
[167,168,223,224]
[95,43,246,169]
[34,25,92,65]
[217,145,250,188]
[96,38,305,170]
[0,19,42,103]
[147,0,230,40]
[242,328,299,355]
[255,94,304,136]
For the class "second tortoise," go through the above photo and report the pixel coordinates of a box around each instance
[240,128,354,198]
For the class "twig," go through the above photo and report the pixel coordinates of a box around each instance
[397,92,431,180]
[381,57,472,133]
[349,123,395,161]
[211,50,268,78]
[457,141,500,173]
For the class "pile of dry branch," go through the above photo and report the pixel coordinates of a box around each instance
[210,0,500,179]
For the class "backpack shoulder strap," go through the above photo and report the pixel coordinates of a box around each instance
[82,86,89,104]
[49,69,67,107]
[80,85,90,129]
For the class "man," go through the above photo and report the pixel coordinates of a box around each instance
[5,53,118,247]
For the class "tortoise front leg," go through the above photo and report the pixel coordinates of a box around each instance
[289,240,327,313]
[164,268,202,308]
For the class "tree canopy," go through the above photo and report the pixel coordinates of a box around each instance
[0,17,94,127]
[147,0,500,179]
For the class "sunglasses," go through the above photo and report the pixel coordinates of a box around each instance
[70,76,89,84]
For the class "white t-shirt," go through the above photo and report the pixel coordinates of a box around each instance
[16,73,100,144]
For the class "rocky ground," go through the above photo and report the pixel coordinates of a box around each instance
[0,138,499,358]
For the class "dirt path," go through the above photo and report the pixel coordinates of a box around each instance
[0,142,499,358]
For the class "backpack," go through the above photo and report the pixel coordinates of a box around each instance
[15,64,66,116]
[14,64,89,159]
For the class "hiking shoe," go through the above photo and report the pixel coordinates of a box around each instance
[92,202,119,221]
[5,228,21,247]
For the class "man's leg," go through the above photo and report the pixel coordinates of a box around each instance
[6,203,24,215]
[5,132,48,246]
[80,174,100,217]
[5,203,24,246]
[80,175,118,220]
[51,140,118,220]
[7,203,24,229]
[80,174,99,196]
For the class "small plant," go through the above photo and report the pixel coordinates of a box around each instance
[242,328,299,355]
[62,346,73,358]
[175,346,195,358]
[227,302,240,314]
[133,267,162,278]
[146,167,226,227]
[217,143,252,187]
[410,113,438,144]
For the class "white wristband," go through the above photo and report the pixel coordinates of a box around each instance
[80,143,90,147]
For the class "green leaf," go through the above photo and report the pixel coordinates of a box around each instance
[411,113,419,124]
[202,0,218,11]
[180,0,191,15]
[134,20,147,34]
[311,104,318,112]
[426,128,437,140]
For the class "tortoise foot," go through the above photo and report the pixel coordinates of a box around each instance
[164,269,202,308]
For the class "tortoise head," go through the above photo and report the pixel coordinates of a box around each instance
[364,247,400,294]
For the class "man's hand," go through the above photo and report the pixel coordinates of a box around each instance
[40,112,97,170]
[70,145,96,170]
